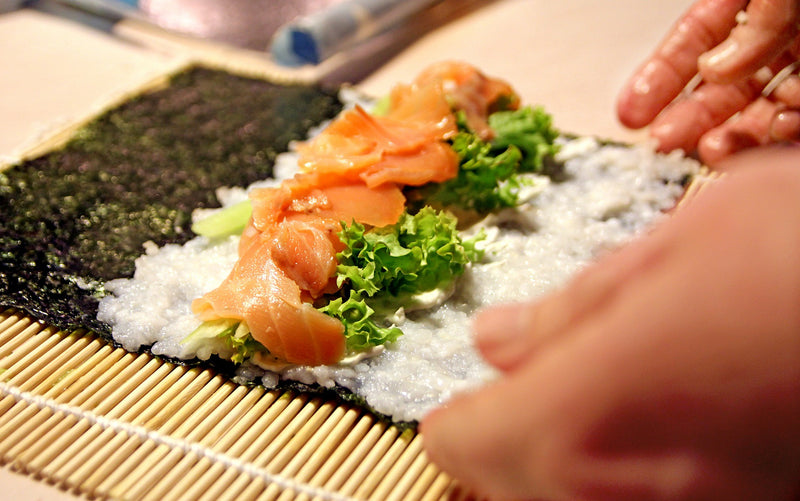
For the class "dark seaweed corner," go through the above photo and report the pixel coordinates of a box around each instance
[0,66,343,335]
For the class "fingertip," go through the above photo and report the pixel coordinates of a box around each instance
[419,407,459,484]
[697,133,733,167]
[473,303,522,342]
[473,303,532,371]
[697,127,760,166]
[616,64,668,129]
[650,117,696,155]
[697,39,743,84]
[616,86,648,129]
[471,305,500,338]
[418,409,440,451]
[696,129,730,165]
[770,110,800,142]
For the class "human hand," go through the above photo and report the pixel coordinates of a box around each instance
[421,147,800,500]
[617,0,800,165]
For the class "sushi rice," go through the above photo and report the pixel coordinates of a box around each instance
[97,95,700,423]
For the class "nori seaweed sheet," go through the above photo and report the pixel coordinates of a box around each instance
[0,66,343,336]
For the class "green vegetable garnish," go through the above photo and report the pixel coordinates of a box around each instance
[489,105,560,173]
[319,291,403,351]
[415,132,526,212]
[318,207,484,351]
[409,105,559,213]
[334,207,483,300]
[191,199,252,239]
[370,94,392,116]
[182,318,265,364]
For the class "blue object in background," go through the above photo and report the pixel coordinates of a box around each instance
[270,0,441,67]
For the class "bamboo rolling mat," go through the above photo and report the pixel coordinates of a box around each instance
[0,308,474,501]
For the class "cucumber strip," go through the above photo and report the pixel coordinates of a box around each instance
[192,199,252,238]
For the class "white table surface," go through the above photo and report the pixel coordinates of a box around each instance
[0,1,694,498]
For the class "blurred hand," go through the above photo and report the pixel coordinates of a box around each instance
[421,147,800,500]
[617,0,800,165]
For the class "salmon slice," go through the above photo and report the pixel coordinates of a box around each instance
[412,60,520,139]
[192,237,346,366]
[296,92,459,189]
[384,77,458,133]
[251,180,406,297]
[270,218,340,299]
[360,141,458,188]
[248,175,406,231]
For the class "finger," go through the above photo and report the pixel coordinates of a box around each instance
[696,97,784,164]
[699,0,800,83]
[650,51,799,154]
[617,0,746,129]
[770,109,800,141]
[649,73,768,153]
[771,73,800,107]
[423,323,629,500]
[475,231,669,372]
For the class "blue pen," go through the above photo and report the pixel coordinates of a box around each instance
[270,0,442,67]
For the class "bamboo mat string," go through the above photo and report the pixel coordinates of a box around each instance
[0,381,360,501]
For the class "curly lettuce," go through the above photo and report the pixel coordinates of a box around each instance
[319,207,484,351]
[410,105,559,213]
[489,105,560,173]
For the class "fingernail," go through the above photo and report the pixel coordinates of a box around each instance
[699,39,740,73]
[697,129,729,165]
[650,120,682,153]
[698,128,762,167]
[771,110,800,141]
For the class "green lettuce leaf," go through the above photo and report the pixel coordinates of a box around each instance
[335,207,483,300]
[415,132,526,212]
[182,318,265,364]
[489,105,560,173]
[319,207,484,350]
[318,290,403,351]
[409,105,559,213]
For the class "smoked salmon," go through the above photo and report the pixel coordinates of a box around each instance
[413,60,520,140]
[192,239,346,365]
[295,104,458,188]
[192,61,521,366]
